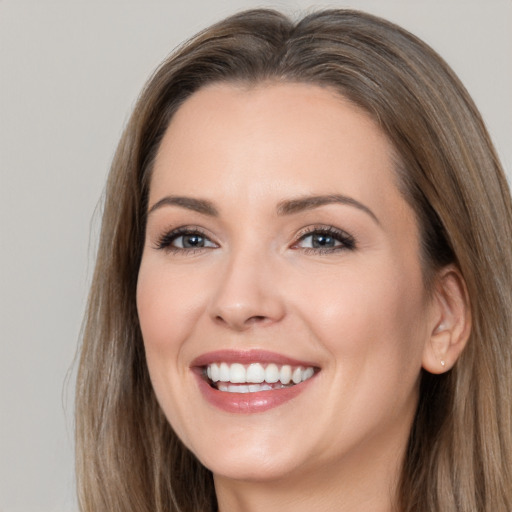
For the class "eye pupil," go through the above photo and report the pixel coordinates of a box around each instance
[312,234,335,247]
[183,234,204,248]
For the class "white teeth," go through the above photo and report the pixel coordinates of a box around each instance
[206,362,316,389]
[265,363,280,383]
[219,383,274,393]
[210,363,220,382]
[279,365,292,385]
[229,384,248,393]
[219,362,230,382]
[246,363,265,383]
[229,363,246,383]
[302,367,314,381]
[248,384,270,392]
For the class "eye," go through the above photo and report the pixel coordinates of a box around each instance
[172,233,214,249]
[155,227,217,252]
[294,226,356,253]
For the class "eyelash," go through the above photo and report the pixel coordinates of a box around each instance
[154,225,356,255]
[294,225,356,254]
[155,226,214,254]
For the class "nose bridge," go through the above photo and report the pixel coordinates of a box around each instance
[209,239,284,330]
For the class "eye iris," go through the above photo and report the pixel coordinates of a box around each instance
[182,234,204,248]
[312,233,335,247]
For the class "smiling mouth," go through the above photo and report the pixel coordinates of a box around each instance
[203,362,317,393]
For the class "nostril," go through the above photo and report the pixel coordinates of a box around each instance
[214,314,270,329]
[246,315,267,324]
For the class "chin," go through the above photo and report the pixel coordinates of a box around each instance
[202,451,299,483]
[188,431,307,482]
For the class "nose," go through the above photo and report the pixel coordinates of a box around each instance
[209,247,286,331]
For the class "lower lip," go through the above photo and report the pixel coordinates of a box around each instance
[194,373,315,414]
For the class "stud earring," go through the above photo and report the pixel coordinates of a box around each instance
[435,323,445,334]
[440,360,446,367]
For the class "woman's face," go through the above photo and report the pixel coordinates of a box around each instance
[137,83,436,483]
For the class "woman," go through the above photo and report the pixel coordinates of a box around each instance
[75,8,512,512]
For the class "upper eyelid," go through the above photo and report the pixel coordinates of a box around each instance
[294,225,354,240]
[155,225,213,238]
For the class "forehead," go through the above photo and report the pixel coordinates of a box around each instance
[150,82,402,203]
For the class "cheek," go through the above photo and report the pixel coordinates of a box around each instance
[298,259,428,373]
[136,259,201,411]
[299,261,428,439]
[136,259,204,354]
[136,259,205,443]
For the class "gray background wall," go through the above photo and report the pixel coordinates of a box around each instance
[1,1,510,511]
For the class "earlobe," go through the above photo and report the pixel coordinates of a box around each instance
[422,266,472,374]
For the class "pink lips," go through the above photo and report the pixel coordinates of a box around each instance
[191,349,319,414]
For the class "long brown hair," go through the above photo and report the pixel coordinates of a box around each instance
[76,9,512,511]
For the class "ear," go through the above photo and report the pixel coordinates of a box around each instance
[422,265,471,374]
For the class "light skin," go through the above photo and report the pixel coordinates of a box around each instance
[136,83,470,512]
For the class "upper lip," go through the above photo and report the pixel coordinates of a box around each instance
[191,349,319,368]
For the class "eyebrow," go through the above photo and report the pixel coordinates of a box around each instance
[148,196,219,216]
[276,194,380,224]
[148,193,379,224]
